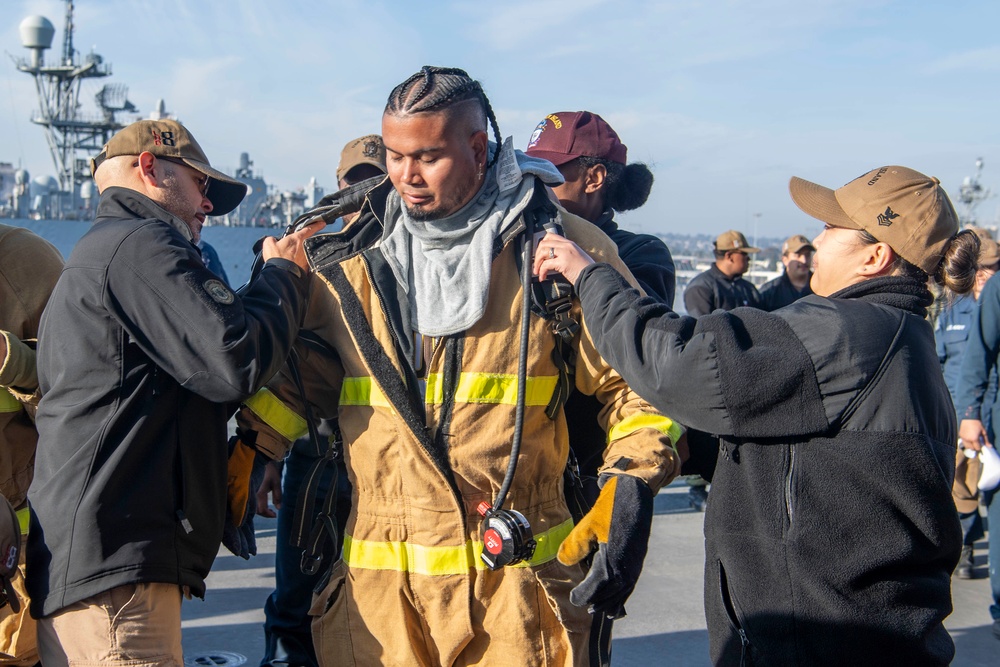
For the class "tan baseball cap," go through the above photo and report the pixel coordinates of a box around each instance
[0,496,20,612]
[715,230,761,254]
[789,166,959,274]
[90,119,248,216]
[336,135,386,182]
[970,227,1000,266]
[782,234,816,255]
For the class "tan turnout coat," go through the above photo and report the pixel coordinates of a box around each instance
[239,179,681,666]
[0,224,63,665]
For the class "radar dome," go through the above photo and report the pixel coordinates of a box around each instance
[19,16,55,50]
[14,170,29,186]
[31,175,58,195]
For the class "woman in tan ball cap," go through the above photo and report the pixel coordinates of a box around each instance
[534,165,978,666]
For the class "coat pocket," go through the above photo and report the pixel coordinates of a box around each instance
[310,559,355,667]
[533,559,593,666]
[719,559,757,667]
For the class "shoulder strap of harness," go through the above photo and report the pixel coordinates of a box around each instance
[516,180,580,420]
[285,333,344,576]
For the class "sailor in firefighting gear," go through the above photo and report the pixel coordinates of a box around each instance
[0,224,62,665]
[236,66,682,666]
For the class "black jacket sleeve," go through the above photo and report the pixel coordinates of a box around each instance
[616,233,676,308]
[106,222,309,403]
[956,274,1000,421]
[576,263,829,439]
[683,273,715,317]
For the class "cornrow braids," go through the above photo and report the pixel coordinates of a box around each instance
[385,66,503,167]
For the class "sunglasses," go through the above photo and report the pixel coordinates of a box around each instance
[158,157,211,197]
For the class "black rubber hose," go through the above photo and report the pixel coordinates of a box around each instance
[493,208,535,511]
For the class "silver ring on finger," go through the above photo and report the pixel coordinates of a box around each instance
[548,247,556,260]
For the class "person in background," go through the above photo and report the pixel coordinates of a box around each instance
[0,225,62,666]
[956,228,1000,641]
[26,119,320,666]
[681,229,762,511]
[524,112,678,575]
[683,229,762,316]
[525,110,675,306]
[937,228,999,581]
[535,165,972,665]
[759,234,815,311]
[256,134,386,667]
[198,238,230,285]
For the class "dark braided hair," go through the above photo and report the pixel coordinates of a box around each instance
[577,156,654,213]
[385,66,503,167]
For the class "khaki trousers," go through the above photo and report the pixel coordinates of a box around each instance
[37,583,183,667]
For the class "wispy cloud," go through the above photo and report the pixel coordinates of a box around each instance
[926,46,1000,74]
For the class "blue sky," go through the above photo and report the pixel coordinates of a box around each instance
[1,0,998,238]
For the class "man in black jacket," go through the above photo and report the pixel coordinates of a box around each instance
[684,230,761,316]
[759,234,815,311]
[27,119,321,666]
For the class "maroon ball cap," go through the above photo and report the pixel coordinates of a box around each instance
[525,111,627,167]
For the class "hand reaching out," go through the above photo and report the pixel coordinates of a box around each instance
[533,232,595,285]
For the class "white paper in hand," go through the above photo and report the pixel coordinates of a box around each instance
[978,445,1000,491]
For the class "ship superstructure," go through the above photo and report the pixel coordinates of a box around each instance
[956,158,995,231]
[12,1,138,219]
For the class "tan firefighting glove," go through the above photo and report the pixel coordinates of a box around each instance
[227,435,257,526]
[557,473,654,619]
[223,433,267,559]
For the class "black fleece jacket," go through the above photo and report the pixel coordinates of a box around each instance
[28,188,309,616]
[592,209,676,308]
[576,264,961,667]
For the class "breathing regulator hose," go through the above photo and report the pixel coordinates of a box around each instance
[236,174,384,296]
[492,207,535,512]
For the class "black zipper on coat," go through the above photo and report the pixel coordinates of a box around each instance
[328,261,466,517]
[719,560,753,667]
[361,255,425,422]
[432,336,466,532]
[784,444,796,530]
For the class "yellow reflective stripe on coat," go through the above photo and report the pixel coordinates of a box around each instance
[16,507,29,535]
[0,390,20,414]
[343,519,574,575]
[244,388,308,442]
[339,377,392,408]
[425,373,559,406]
[607,413,683,445]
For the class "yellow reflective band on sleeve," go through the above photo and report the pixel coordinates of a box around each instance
[342,519,574,575]
[425,373,559,407]
[607,413,683,445]
[0,390,20,414]
[339,377,392,408]
[16,507,29,535]
[244,388,308,442]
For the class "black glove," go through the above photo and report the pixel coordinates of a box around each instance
[556,473,654,619]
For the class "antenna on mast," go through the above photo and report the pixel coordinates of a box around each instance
[956,157,994,229]
[12,1,139,219]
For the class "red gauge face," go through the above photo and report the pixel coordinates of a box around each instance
[484,529,503,555]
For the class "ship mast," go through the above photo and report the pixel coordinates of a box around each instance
[956,158,994,229]
[12,1,137,218]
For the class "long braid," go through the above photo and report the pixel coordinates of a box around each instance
[385,66,503,167]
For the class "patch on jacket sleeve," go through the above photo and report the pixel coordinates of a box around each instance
[204,279,234,305]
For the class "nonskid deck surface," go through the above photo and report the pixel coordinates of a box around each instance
[181,480,999,667]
